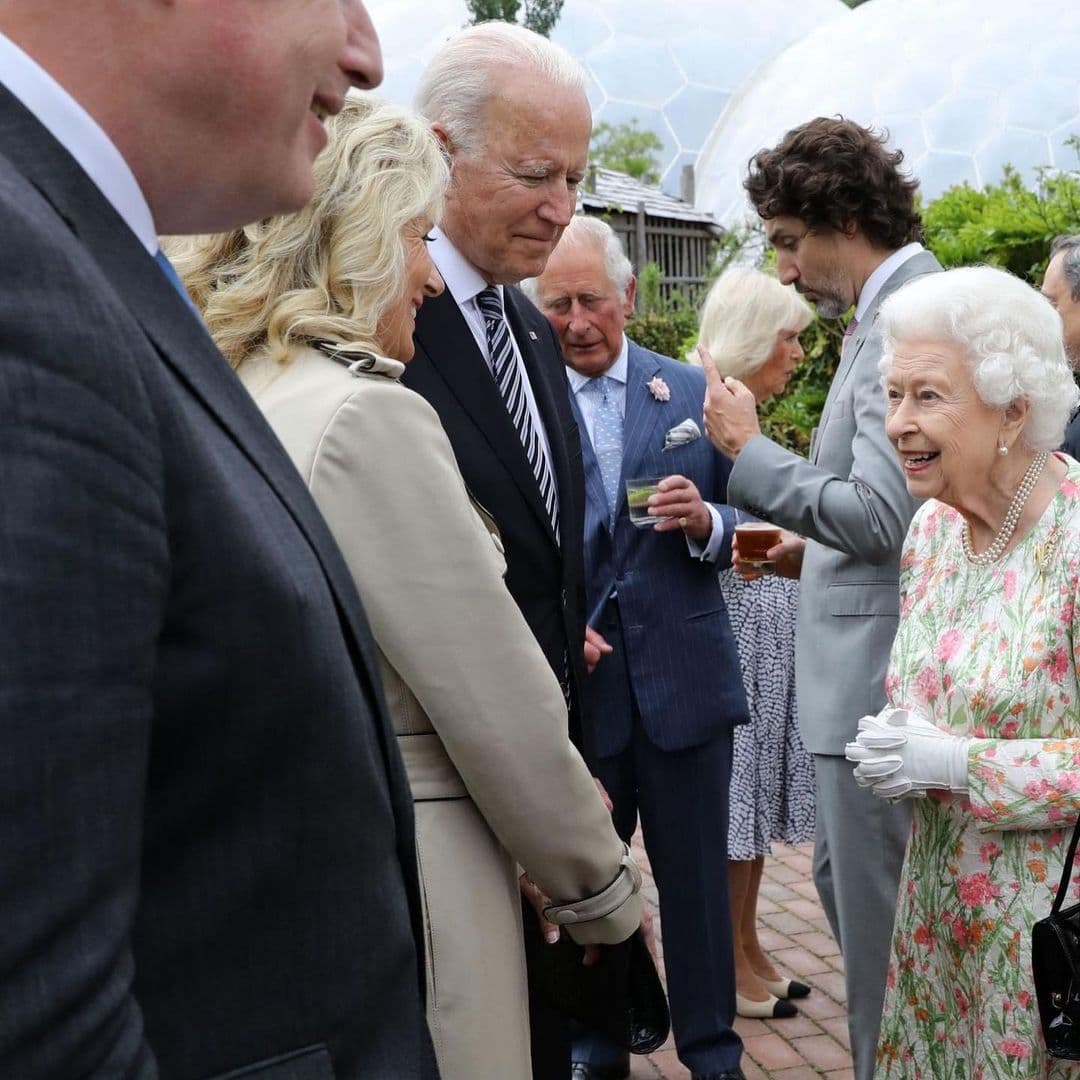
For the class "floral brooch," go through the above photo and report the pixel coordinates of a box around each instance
[647,376,670,402]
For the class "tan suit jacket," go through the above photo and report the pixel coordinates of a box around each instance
[242,345,641,1080]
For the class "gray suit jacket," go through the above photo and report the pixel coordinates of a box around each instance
[728,250,942,755]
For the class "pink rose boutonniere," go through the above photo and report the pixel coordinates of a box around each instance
[647,376,670,402]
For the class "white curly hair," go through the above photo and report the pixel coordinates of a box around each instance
[878,265,1079,451]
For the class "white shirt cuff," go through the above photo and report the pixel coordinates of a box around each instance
[685,503,725,563]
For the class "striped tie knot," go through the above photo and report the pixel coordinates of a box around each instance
[477,285,504,324]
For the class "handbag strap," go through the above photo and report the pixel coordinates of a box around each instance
[1052,815,1080,915]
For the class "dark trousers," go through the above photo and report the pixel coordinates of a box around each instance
[574,710,742,1074]
[524,893,571,1079]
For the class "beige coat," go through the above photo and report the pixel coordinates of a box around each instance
[242,346,641,1080]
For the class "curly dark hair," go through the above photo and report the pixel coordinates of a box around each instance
[745,117,923,249]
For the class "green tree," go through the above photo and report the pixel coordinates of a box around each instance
[465,0,564,37]
[922,145,1080,282]
[589,119,664,186]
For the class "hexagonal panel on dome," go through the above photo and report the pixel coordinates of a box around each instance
[665,85,732,156]
[1005,78,1079,133]
[365,0,847,193]
[923,94,1000,156]
[585,38,686,109]
[694,0,1080,227]
[976,130,1054,191]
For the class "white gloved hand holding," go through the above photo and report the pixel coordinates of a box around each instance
[844,707,970,800]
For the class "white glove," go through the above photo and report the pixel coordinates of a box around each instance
[844,707,970,800]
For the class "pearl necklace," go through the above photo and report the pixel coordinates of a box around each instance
[961,450,1049,566]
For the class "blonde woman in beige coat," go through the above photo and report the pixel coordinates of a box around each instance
[169,96,642,1080]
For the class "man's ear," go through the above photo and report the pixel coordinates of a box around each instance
[431,122,454,157]
[623,275,637,318]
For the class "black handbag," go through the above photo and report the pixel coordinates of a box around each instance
[536,928,670,1054]
[1032,814,1080,1059]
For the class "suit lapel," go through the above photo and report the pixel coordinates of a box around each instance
[414,288,559,545]
[618,343,666,517]
[0,88,383,680]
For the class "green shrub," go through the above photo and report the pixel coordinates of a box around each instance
[922,147,1080,282]
[626,262,698,360]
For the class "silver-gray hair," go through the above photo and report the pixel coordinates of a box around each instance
[1051,234,1080,301]
[693,267,813,377]
[878,265,1079,451]
[521,214,633,302]
[414,22,586,157]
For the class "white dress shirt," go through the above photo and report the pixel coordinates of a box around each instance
[854,242,925,322]
[0,31,157,255]
[568,336,725,562]
[428,229,556,474]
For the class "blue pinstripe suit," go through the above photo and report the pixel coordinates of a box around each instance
[572,339,748,1075]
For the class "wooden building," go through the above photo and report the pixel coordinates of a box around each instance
[578,165,724,307]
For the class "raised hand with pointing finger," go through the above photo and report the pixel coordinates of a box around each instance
[698,344,763,458]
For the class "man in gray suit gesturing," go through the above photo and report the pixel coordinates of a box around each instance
[701,117,941,1080]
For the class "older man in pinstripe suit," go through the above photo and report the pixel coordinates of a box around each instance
[528,216,749,1080]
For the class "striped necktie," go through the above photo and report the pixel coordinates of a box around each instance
[477,286,559,541]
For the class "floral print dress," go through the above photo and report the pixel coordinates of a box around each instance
[877,457,1080,1079]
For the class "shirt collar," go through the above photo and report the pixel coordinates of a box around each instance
[429,227,497,307]
[0,31,158,255]
[567,335,629,393]
[855,241,924,322]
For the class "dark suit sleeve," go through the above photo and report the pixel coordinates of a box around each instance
[1062,412,1080,461]
[0,209,166,1075]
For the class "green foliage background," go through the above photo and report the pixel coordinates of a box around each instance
[633,140,1080,454]
[589,120,665,185]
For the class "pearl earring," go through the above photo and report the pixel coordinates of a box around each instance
[998,443,1009,456]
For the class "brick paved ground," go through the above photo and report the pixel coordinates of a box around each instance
[628,834,854,1080]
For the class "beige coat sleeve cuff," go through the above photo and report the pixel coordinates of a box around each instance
[543,844,643,945]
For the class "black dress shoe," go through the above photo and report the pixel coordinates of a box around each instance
[691,1069,746,1080]
[571,1063,630,1080]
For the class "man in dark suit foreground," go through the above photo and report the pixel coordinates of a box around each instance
[404,22,609,1079]
[1041,234,1080,457]
[528,215,749,1080]
[0,3,438,1077]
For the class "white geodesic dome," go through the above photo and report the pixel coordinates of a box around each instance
[364,0,848,194]
[694,0,1080,226]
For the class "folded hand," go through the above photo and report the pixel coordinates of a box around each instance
[844,707,970,800]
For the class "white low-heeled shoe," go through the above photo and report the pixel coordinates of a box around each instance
[760,976,812,1000]
[735,992,798,1019]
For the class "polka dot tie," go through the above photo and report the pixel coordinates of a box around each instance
[581,375,623,520]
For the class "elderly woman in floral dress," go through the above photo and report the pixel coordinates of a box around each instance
[846,265,1080,1078]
